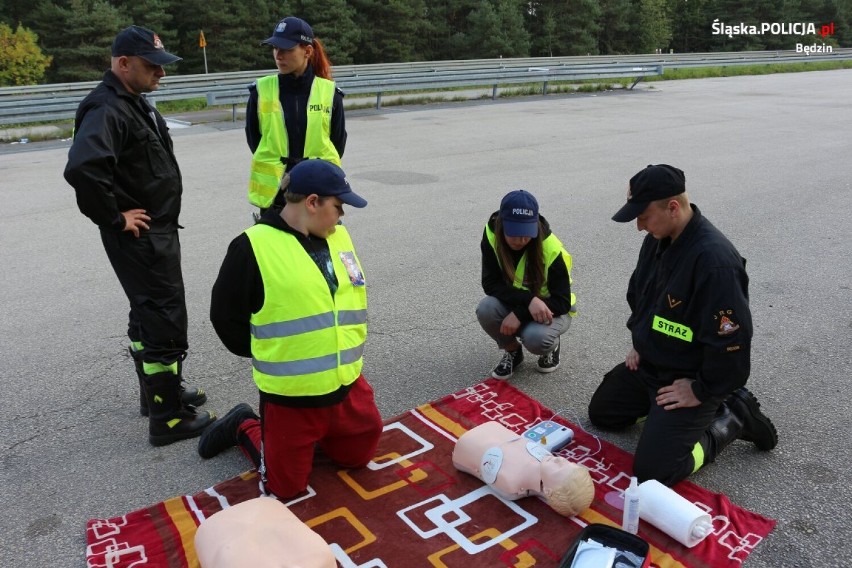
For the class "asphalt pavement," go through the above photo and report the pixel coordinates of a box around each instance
[1,70,850,567]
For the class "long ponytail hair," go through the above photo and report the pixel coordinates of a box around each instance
[310,38,333,79]
[494,217,546,296]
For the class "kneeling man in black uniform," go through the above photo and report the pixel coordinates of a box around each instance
[589,164,777,486]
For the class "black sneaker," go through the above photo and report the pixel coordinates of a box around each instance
[725,387,778,451]
[197,403,258,459]
[492,347,524,380]
[536,337,560,373]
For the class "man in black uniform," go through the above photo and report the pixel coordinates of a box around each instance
[588,164,777,486]
[64,25,214,446]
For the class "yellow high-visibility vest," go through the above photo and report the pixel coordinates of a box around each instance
[485,224,577,312]
[248,75,341,208]
[246,224,367,395]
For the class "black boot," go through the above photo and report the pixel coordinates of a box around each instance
[725,387,778,451]
[143,371,216,447]
[705,402,745,462]
[198,403,258,459]
[130,348,207,416]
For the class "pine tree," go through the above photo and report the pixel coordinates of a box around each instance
[287,0,360,64]
[112,0,177,51]
[634,0,672,53]
[495,0,531,57]
[668,0,710,52]
[1,0,34,27]
[598,0,633,54]
[828,0,852,46]
[349,0,428,63]
[227,0,279,71]
[421,0,481,61]
[29,0,128,82]
[167,0,278,74]
[528,0,601,56]
[467,0,530,59]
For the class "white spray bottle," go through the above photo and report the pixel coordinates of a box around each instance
[622,476,641,534]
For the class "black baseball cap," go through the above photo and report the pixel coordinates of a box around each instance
[112,25,181,65]
[287,160,367,208]
[261,17,314,50]
[612,164,686,222]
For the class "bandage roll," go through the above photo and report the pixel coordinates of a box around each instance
[637,479,712,548]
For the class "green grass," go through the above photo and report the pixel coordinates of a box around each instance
[156,97,208,113]
[498,80,628,97]
[645,59,852,81]
[346,94,473,110]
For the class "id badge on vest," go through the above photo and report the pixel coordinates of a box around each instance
[339,251,365,286]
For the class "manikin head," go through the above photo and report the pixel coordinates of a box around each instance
[539,455,595,516]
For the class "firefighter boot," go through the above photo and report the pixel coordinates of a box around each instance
[703,402,745,464]
[143,371,216,447]
[130,348,207,416]
[725,387,778,451]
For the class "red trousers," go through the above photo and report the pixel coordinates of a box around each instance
[236,375,383,499]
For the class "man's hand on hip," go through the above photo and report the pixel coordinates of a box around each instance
[121,209,151,238]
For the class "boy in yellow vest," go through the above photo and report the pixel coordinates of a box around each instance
[203,160,382,499]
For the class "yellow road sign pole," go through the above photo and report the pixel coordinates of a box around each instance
[199,30,208,74]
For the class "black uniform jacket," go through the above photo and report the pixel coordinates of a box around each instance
[627,205,752,401]
[245,64,347,171]
[210,210,351,408]
[481,212,573,323]
[64,70,182,232]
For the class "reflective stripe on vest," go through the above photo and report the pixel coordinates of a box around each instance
[246,224,367,396]
[485,224,577,312]
[248,75,342,208]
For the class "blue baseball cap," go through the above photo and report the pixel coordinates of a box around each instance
[288,160,367,208]
[261,17,314,50]
[499,190,539,238]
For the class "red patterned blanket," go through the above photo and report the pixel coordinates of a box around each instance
[86,379,774,567]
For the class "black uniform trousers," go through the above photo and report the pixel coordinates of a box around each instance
[589,362,723,486]
[100,229,188,366]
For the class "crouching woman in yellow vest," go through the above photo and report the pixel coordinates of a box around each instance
[247,16,347,211]
[477,190,577,380]
[204,160,382,499]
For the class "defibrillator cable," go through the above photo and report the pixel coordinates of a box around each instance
[548,408,603,458]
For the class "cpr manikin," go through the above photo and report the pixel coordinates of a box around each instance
[194,496,336,568]
[452,421,594,517]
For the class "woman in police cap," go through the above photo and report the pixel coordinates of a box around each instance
[477,190,577,380]
[246,16,347,212]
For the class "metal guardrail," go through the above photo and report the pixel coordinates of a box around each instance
[207,63,663,119]
[2,49,851,126]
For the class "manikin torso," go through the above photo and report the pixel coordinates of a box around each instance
[194,497,336,568]
[452,421,594,516]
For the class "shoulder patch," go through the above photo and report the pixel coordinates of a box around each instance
[717,314,740,336]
